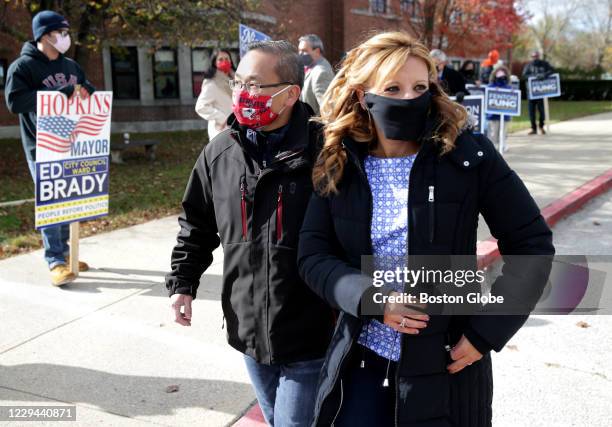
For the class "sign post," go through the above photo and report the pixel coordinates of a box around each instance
[239,24,271,58]
[35,91,113,277]
[484,87,522,155]
[527,73,561,134]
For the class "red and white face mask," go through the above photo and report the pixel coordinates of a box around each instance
[232,85,291,129]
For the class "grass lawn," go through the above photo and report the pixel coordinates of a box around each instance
[0,100,610,259]
[506,100,612,133]
[0,131,207,259]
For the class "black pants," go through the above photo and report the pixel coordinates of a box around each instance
[333,346,396,426]
[528,99,545,130]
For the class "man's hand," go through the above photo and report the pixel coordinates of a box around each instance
[383,291,429,334]
[71,84,90,100]
[170,293,193,326]
[447,334,483,374]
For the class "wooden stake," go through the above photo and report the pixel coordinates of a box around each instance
[69,222,79,276]
[544,97,551,134]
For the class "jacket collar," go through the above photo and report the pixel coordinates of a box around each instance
[228,101,316,168]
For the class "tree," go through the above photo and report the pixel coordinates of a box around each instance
[0,0,261,67]
[398,0,526,57]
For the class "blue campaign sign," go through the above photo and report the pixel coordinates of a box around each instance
[451,95,485,134]
[466,84,486,97]
[527,73,561,100]
[484,87,522,116]
[239,24,271,58]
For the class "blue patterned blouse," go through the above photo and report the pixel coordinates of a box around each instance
[357,153,417,361]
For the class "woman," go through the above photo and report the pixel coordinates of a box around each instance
[195,49,235,140]
[486,65,513,151]
[297,32,554,426]
[459,60,477,85]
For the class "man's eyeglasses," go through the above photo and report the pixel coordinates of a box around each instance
[229,80,293,95]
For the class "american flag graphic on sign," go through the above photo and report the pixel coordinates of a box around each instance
[37,114,109,153]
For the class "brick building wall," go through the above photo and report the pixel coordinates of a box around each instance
[0,0,505,137]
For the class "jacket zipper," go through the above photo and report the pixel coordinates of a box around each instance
[276,184,283,242]
[428,184,435,243]
[240,177,247,241]
[330,379,344,426]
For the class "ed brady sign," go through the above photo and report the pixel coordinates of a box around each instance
[35,91,113,229]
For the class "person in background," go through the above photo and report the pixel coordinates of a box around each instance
[479,49,499,84]
[460,60,478,85]
[486,65,513,152]
[522,50,555,135]
[5,10,94,286]
[195,49,235,140]
[298,34,334,115]
[430,49,466,98]
[167,40,333,427]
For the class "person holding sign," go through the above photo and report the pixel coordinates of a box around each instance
[522,51,555,135]
[297,32,553,426]
[167,40,333,426]
[486,65,513,152]
[195,49,235,140]
[5,10,94,286]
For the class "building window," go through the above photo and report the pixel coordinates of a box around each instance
[153,48,179,99]
[110,47,140,100]
[370,0,387,14]
[0,58,7,90]
[400,0,417,17]
[192,48,213,97]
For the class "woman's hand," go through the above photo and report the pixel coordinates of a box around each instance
[447,334,483,374]
[383,291,429,334]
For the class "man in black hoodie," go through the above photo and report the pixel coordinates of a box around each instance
[5,10,95,286]
[166,40,333,426]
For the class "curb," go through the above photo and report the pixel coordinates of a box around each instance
[233,168,612,427]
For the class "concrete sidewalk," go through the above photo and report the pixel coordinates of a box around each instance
[1,113,611,426]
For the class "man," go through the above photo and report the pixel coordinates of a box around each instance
[298,34,334,115]
[479,49,500,85]
[166,40,334,426]
[5,10,94,286]
[430,49,466,98]
[522,50,555,135]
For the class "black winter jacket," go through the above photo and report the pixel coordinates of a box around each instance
[166,101,335,365]
[298,126,554,426]
[5,42,95,164]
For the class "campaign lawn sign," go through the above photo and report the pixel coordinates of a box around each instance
[451,95,485,134]
[527,73,561,100]
[35,91,113,229]
[484,87,521,154]
[239,24,271,58]
[465,84,486,97]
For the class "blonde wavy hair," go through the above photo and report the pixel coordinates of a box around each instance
[313,31,468,195]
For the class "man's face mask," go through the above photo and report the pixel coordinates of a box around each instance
[232,85,291,129]
[299,53,314,68]
[49,31,71,54]
[364,90,432,142]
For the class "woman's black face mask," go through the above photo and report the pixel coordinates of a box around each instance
[364,90,432,142]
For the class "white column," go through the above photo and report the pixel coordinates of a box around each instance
[178,44,193,103]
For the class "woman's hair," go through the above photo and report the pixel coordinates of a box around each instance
[460,60,476,72]
[313,31,468,196]
[202,49,236,79]
[489,65,511,83]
